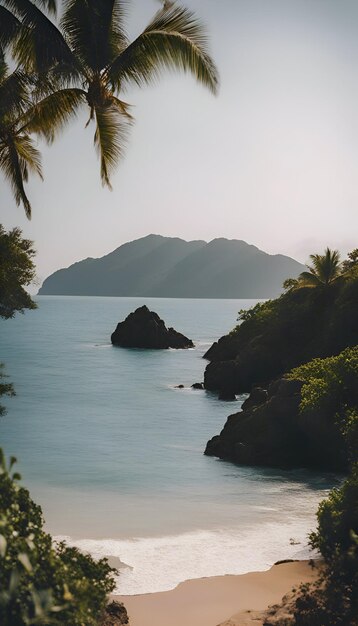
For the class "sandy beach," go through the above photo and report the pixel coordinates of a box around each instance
[117,560,318,626]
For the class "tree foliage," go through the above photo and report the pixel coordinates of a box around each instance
[298,247,342,287]
[0,224,36,319]
[287,346,358,442]
[0,0,219,216]
[0,450,117,626]
[265,348,358,625]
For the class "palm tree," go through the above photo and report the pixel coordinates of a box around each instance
[0,62,43,218]
[298,248,342,287]
[1,0,219,216]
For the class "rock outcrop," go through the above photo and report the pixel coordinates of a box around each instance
[203,279,358,396]
[205,379,348,471]
[111,306,194,349]
[100,601,129,625]
[191,382,204,390]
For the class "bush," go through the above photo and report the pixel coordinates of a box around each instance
[292,465,358,626]
[0,226,37,320]
[286,347,358,462]
[0,450,116,626]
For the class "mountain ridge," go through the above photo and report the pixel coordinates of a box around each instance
[38,234,306,298]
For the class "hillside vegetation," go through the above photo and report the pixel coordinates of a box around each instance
[204,257,358,394]
[205,249,358,624]
[38,235,304,299]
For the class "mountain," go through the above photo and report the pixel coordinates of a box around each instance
[38,234,306,298]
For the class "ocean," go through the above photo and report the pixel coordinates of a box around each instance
[0,296,337,594]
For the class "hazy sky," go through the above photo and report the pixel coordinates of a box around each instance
[1,0,358,286]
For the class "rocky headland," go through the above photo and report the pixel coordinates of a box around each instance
[111,305,194,349]
[204,378,348,471]
[203,278,358,396]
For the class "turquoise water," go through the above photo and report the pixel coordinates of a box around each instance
[0,297,337,593]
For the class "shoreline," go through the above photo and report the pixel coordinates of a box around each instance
[115,559,318,626]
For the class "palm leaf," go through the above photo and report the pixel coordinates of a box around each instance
[93,102,132,187]
[61,0,128,72]
[0,133,42,218]
[14,133,42,178]
[298,271,323,287]
[22,87,86,143]
[3,0,75,73]
[33,0,57,15]
[0,6,21,52]
[107,4,219,94]
[0,69,30,120]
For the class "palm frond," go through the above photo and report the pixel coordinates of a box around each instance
[93,102,132,187]
[22,87,86,143]
[0,133,41,218]
[106,4,219,94]
[307,248,341,285]
[61,0,128,72]
[298,271,323,287]
[33,0,57,15]
[14,133,43,178]
[3,0,75,73]
[299,248,342,288]
[0,6,21,52]
[0,69,31,120]
[107,94,133,120]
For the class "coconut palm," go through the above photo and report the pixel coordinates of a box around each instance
[298,248,342,287]
[0,62,43,218]
[1,0,219,216]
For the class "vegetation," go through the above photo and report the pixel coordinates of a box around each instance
[0,450,117,625]
[207,249,358,621]
[0,63,43,218]
[0,0,219,217]
[284,349,358,624]
[205,248,358,394]
[287,347,358,440]
[290,450,358,625]
[0,225,37,319]
[283,247,342,291]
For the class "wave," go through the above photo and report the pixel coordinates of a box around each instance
[56,519,315,595]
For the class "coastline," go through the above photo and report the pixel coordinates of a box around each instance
[116,560,318,626]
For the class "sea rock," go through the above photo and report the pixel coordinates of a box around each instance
[111,306,194,349]
[205,378,348,471]
[241,387,268,411]
[175,384,185,389]
[218,390,236,401]
[191,382,204,390]
[100,601,129,625]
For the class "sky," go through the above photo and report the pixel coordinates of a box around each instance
[1,0,358,287]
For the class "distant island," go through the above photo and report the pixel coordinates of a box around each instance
[38,234,305,298]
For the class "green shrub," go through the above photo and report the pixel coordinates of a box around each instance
[292,465,358,626]
[286,347,358,463]
[0,450,116,626]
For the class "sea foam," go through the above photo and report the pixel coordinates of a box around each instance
[56,519,315,595]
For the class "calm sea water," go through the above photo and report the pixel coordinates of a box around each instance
[0,297,338,593]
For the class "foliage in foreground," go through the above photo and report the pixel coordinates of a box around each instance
[289,465,358,626]
[0,0,218,217]
[0,224,36,319]
[0,450,116,626]
[264,349,358,624]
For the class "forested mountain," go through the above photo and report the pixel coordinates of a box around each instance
[39,234,305,298]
